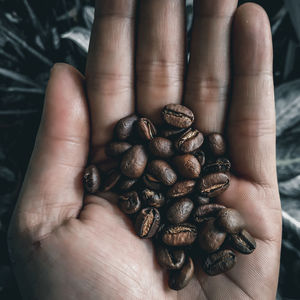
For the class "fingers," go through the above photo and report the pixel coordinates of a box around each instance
[10,64,89,241]
[86,0,136,159]
[227,3,276,186]
[184,0,238,133]
[136,0,185,123]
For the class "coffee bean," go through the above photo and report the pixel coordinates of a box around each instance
[143,174,163,191]
[168,257,194,290]
[136,118,157,140]
[162,223,197,246]
[115,114,138,141]
[193,149,206,166]
[202,249,236,276]
[119,191,141,214]
[102,169,121,192]
[166,198,194,224]
[229,229,256,254]
[141,189,165,208]
[193,204,226,223]
[118,178,137,191]
[156,245,185,270]
[135,207,160,239]
[197,173,230,197]
[148,160,177,186]
[194,195,210,206]
[216,208,246,234]
[149,137,174,158]
[120,145,148,178]
[202,158,231,175]
[173,154,201,179]
[176,128,204,153]
[167,180,196,198]
[97,159,119,173]
[161,126,186,139]
[162,104,194,129]
[197,219,227,253]
[207,133,226,157]
[105,142,131,157]
[83,165,101,193]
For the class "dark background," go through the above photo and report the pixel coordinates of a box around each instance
[1,0,300,299]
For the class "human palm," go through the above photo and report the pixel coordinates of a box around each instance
[8,1,281,299]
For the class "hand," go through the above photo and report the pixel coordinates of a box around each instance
[8,1,282,299]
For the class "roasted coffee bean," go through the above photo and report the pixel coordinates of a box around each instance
[193,149,206,166]
[161,126,186,139]
[136,117,157,140]
[148,160,177,186]
[166,198,194,224]
[229,229,256,254]
[162,104,194,128]
[197,219,227,253]
[119,191,141,214]
[149,137,174,158]
[102,169,121,192]
[162,223,198,246]
[202,158,231,175]
[207,133,226,157]
[118,178,137,191]
[97,159,119,173]
[193,204,226,223]
[120,145,148,178]
[83,165,101,193]
[202,249,236,276]
[194,195,210,206]
[141,189,165,208]
[169,257,194,290]
[105,142,131,157]
[115,114,138,141]
[143,174,163,191]
[135,207,160,239]
[216,208,245,234]
[176,128,204,153]
[173,154,201,179]
[156,245,185,270]
[197,173,230,197]
[167,180,196,198]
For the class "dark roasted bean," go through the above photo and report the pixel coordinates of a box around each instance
[83,165,101,193]
[102,169,121,192]
[193,149,206,166]
[96,159,119,173]
[216,208,246,234]
[118,178,137,191]
[105,142,131,157]
[161,126,186,139]
[136,117,157,140]
[197,173,230,197]
[141,189,165,208]
[207,133,226,157]
[167,180,196,198]
[115,114,138,140]
[162,223,197,246]
[162,104,194,128]
[176,128,204,153]
[149,137,174,158]
[173,154,201,179]
[193,204,226,223]
[229,229,256,254]
[120,145,148,178]
[148,160,177,186]
[119,191,141,214]
[135,208,160,239]
[202,249,236,276]
[156,245,185,270]
[166,198,194,224]
[143,174,163,191]
[202,158,231,175]
[194,195,210,206]
[169,257,194,290]
[197,219,227,253]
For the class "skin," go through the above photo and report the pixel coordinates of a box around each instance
[8,1,282,299]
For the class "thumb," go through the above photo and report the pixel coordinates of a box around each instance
[9,63,89,245]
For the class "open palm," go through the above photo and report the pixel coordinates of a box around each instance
[8,1,282,299]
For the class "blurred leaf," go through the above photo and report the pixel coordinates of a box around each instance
[279,175,300,197]
[83,6,94,29]
[0,68,40,87]
[61,26,90,53]
[284,0,300,41]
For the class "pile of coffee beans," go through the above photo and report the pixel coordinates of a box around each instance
[83,104,256,290]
